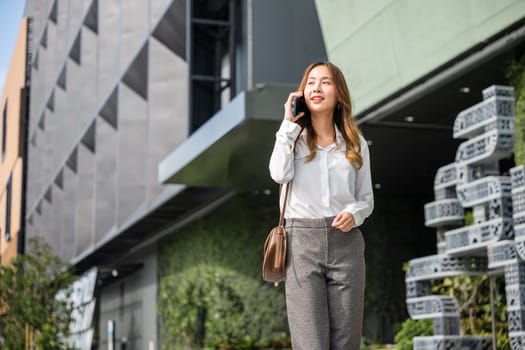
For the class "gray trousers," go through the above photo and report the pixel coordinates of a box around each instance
[285,217,365,350]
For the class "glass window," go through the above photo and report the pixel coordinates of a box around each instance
[5,174,11,241]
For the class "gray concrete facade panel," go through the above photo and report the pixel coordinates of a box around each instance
[120,1,150,74]
[151,0,186,61]
[61,166,77,261]
[40,199,53,252]
[147,38,188,204]
[95,117,118,241]
[25,1,48,56]
[29,67,46,137]
[117,84,148,227]
[27,0,56,65]
[28,202,41,241]
[55,0,70,74]
[76,144,95,255]
[44,23,59,110]
[30,129,43,206]
[51,104,65,182]
[29,30,58,138]
[97,0,121,107]
[26,145,36,219]
[55,87,71,181]
[28,137,41,209]
[49,202,61,255]
[70,28,99,135]
[51,183,63,258]
[150,0,174,30]
[67,1,84,45]
[42,111,54,197]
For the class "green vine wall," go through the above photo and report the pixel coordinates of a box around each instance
[506,54,525,165]
[158,193,289,350]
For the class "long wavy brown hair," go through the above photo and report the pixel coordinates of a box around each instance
[296,61,363,169]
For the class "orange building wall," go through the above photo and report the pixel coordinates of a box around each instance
[0,18,28,265]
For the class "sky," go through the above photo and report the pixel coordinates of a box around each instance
[0,1,26,92]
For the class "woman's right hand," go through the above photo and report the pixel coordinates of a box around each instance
[284,91,305,123]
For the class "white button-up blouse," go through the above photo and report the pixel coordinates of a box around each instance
[269,119,374,227]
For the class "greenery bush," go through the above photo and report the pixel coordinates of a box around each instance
[0,237,76,350]
[160,265,288,350]
[394,318,433,350]
[158,193,290,350]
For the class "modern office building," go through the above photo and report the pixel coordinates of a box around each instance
[22,0,525,348]
[23,0,325,348]
[0,17,30,265]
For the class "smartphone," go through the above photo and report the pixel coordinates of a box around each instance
[292,96,308,117]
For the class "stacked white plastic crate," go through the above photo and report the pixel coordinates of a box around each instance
[486,162,525,349]
[446,85,515,256]
[406,85,516,350]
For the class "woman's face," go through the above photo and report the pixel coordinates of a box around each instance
[304,65,337,115]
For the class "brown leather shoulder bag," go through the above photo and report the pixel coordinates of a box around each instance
[262,183,291,287]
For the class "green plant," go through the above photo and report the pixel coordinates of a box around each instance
[160,265,289,350]
[506,54,525,165]
[464,210,474,226]
[0,237,77,350]
[394,318,433,350]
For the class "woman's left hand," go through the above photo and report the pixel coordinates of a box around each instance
[331,212,356,232]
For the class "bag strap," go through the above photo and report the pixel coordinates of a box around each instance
[278,127,304,227]
[278,183,290,227]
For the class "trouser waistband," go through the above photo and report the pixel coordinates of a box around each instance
[285,217,337,228]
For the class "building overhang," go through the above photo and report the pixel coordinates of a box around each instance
[159,84,294,190]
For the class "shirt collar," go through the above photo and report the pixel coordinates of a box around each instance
[299,124,346,150]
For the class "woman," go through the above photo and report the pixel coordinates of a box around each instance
[269,61,374,350]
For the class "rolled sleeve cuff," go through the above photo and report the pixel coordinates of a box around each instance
[349,210,364,227]
[343,204,370,228]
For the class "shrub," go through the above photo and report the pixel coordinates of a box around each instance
[394,319,433,350]
[0,237,76,350]
[159,265,289,350]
